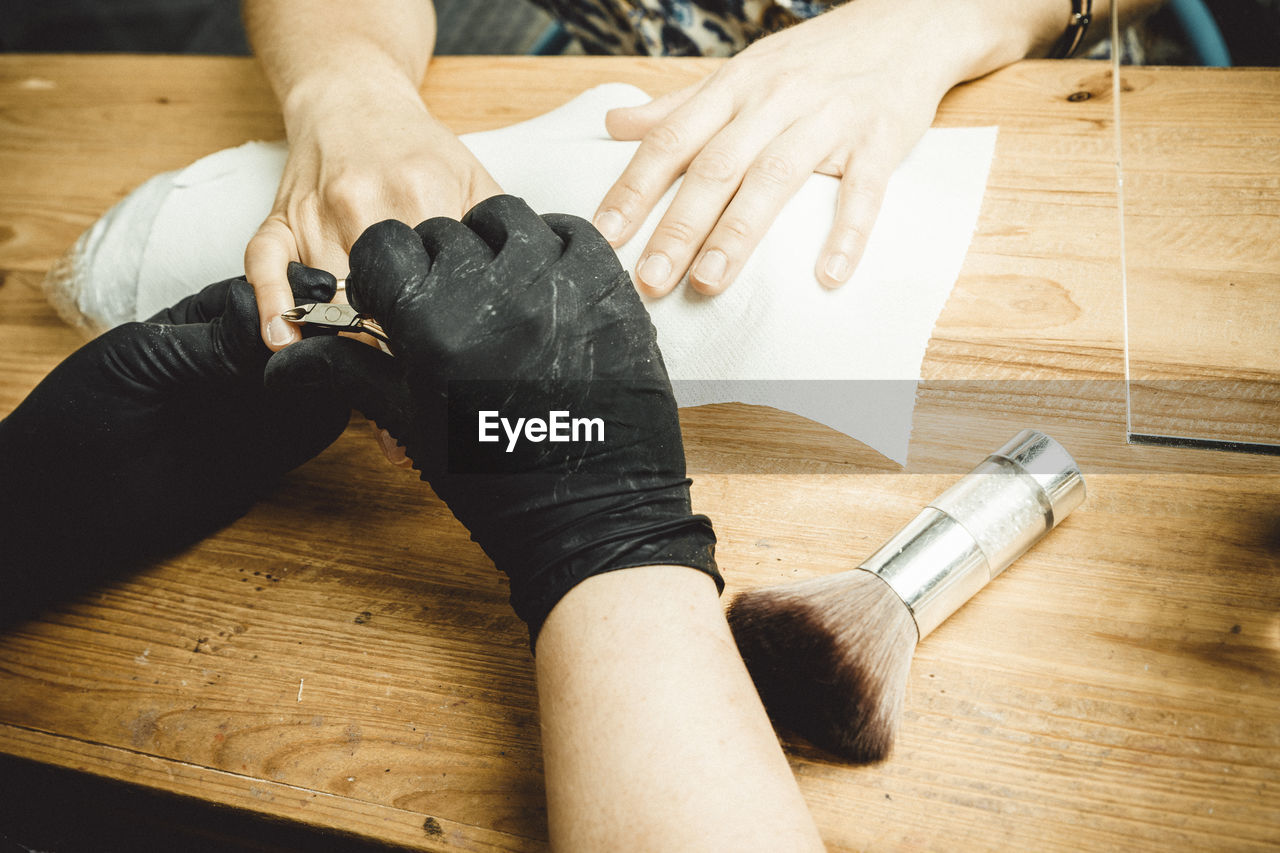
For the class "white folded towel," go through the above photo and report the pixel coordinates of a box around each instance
[44,83,997,464]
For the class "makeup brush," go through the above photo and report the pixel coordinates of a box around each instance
[727,429,1086,764]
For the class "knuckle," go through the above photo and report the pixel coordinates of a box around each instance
[770,67,807,95]
[710,59,754,96]
[853,115,901,159]
[322,171,379,219]
[746,153,795,189]
[390,186,431,218]
[250,214,288,246]
[261,210,290,231]
[843,220,872,241]
[653,218,698,246]
[686,148,738,185]
[816,154,845,176]
[394,171,447,214]
[245,232,270,258]
[834,218,872,250]
[245,220,293,276]
[608,178,648,212]
[716,216,754,245]
[643,121,686,157]
[711,61,744,88]
[845,180,885,210]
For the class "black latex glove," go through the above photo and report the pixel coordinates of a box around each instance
[266,195,719,643]
[0,265,350,622]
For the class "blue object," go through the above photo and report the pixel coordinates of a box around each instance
[531,21,573,56]
[1168,0,1232,66]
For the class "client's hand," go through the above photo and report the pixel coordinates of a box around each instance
[245,78,502,351]
[266,195,719,643]
[594,0,959,296]
[0,266,351,617]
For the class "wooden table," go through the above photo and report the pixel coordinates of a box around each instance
[1,56,1277,851]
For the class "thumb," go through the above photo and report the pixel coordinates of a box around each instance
[264,335,414,447]
[102,280,263,387]
[163,268,342,383]
[245,216,303,351]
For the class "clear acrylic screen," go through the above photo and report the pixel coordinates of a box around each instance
[1117,0,1280,452]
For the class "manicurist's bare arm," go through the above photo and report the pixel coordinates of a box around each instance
[241,0,500,349]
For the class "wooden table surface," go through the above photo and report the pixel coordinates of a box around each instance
[1,55,1277,851]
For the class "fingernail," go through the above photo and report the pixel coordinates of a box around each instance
[692,250,727,289]
[824,253,851,285]
[594,209,625,243]
[637,253,672,291]
[267,315,296,348]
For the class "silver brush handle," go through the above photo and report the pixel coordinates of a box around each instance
[859,430,1086,638]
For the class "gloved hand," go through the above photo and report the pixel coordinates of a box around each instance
[0,266,351,621]
[266,195,719,643]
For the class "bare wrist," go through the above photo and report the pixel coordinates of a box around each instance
[942,0,1070,72]
[279,65,427,130]
[869,0,1064,88]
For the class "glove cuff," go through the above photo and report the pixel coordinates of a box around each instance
[511,512,721,650]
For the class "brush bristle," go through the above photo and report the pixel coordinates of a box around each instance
[727,571,918,764]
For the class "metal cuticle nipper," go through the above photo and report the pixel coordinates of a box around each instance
[280,301,390,344]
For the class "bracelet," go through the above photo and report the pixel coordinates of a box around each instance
[1048,0,1093,59]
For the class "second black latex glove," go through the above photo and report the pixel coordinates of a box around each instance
[0,265,351,622]
[266,195,719,642]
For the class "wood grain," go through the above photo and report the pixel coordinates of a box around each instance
[1,55,1278,851]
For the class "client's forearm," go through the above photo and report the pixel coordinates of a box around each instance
[242,0,436,126]
[535,566,825,852]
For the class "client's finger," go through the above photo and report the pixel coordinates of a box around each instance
[245,216,303,351]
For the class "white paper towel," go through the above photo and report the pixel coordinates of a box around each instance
[44,83,997,464]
